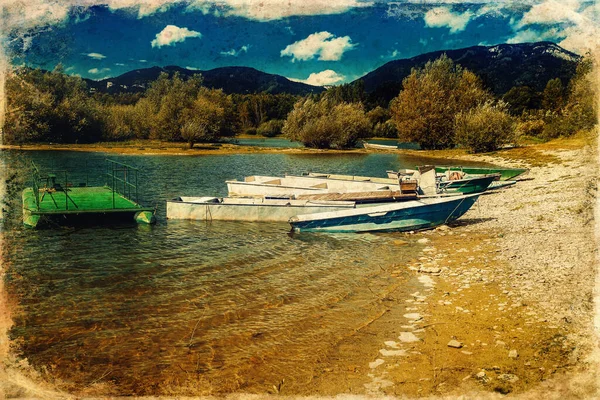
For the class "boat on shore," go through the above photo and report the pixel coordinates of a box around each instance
[435,166,527,181]
[387,166,528,181]
[363,142,398,150]
[437,173,500,194]
[289,193,480,233]
[226,175,402,198]
[301,172,398,185]
[168,196,364,222]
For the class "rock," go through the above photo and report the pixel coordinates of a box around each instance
[508,349,519,359]
[379,349,407,357]
[475,371,486,379]
[403,313,422,321]
[447,340,463,348]
[417,238,430,244]
[369,359,385,369]
[393,240,408,246]
[461,351,473,355]
[436,225,450,231]
[495,340,506,347]
[398,332,420,343]
[419,266,441,274]
[498,374,519,383]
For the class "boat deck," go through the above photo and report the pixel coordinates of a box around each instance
[23,160,155,228]
[23,186,153,215]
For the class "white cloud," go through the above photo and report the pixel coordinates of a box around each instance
[289,70,346,86]
[516,0,583,28]
[381,49,400,59]
[281,31,356,62]
[424,7,473,33]
[139,59,148,63]
[87,52,106,59]
[88,67,111,74]
[510,0,599,53]
[115,63,126,66]
[186,66,200,70]
[220,44,250,57]
[507,27,562,44]
[187,0,373,21]
[151,25,202,48]
[105,0,176,18]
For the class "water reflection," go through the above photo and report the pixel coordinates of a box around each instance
[2,150,461,394]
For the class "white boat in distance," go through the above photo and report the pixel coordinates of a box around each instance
[363,142,398,150]
[167,196,358,222]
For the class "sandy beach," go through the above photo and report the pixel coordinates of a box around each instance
[0,135,598,398]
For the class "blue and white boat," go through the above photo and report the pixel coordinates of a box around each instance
[289,193,480,233]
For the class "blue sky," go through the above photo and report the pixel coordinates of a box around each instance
[4,1,599,85]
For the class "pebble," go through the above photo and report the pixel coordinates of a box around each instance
[417,238,430,244]
[508,349,519,358]
[419,266,441,274]
[369,359,385,369]
[379,349,407,357]
[393,240,408,246]
[398,332,420,343]
[498,373,519,383]
[447,340,463,348]
[403,313,422,321]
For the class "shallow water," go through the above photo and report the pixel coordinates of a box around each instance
[1,150,482,395]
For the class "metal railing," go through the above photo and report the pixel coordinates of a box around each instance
[105,159,140,208]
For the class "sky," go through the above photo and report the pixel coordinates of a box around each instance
[2,0,600,86]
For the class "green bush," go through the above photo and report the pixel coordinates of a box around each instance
[390,54,492,149]
[257,119,284,137]
[283,98,371,149]
[372,120,398,138]
[455,102,514,153]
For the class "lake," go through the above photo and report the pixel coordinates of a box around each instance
[1,150,481,395]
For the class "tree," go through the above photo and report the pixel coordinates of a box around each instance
[4,66,103,144]
[257,119,284,137]
[144,72,203,140]
[323,80,366,105]
[180,97,224,148]
[180,88,236,148]
[502,86,541,115]
[389,55,492,149]
[455,101,514,153]
[560,58,597,135]
[283,97,371,149]
[541,78,565,112]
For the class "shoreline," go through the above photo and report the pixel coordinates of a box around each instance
[0,136,597,398]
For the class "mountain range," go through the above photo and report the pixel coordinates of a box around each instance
[85,42,581,101]
[85,65,325,96]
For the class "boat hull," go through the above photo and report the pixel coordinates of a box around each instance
[435,166,527,181]
[438,175,498,194]
[166,197,358,222]
[289,194,480,233]
[227,175,399,198]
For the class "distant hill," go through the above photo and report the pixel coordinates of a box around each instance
[357,42,581,106]
[83,42,580,100]
[85,65,325,96]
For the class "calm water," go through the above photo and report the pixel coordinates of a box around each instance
[2,150,483,395]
